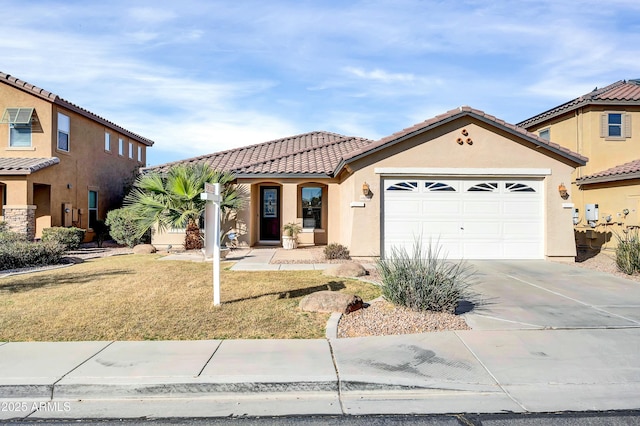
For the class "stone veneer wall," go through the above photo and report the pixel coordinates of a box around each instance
[2,205,37,241]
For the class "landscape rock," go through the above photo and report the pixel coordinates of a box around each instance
[133,244,157,254]
[322,262,367,278]
[299,290,364,314]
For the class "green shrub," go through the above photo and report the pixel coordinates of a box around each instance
[41,227,86,250]
[0,241,65,271]
[0,229,28,243]
[106,208,143,248]
[615,229,640,275]
[377,239,474,313]
[324,243,351,260]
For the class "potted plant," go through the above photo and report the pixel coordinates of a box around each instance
[282,222,302,250]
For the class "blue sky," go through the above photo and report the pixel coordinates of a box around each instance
[2,0,640,166]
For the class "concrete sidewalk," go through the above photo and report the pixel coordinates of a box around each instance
[2,255,640,419]
[1,328,639,419]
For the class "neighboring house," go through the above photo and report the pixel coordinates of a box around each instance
[0,72,154,240]
[518,79,640,250]
[147,106,586,261]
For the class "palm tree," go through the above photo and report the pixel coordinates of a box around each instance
[124,163,246,250]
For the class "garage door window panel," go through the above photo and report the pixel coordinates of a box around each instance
[386,181,418,191]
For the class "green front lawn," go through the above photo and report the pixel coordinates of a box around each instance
[0,255,380,341]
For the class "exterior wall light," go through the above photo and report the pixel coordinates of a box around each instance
[362,182,371,197]
[558,183,569,200]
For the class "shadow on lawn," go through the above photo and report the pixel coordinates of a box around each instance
[0,270,135,293]
[224,281,346,304]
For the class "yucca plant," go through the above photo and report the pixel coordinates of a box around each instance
[615,228,640,275]
[377,239,475,313]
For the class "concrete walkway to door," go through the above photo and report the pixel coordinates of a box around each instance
[463,260,640,330]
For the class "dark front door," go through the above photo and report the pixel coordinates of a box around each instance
[260,186,280,241]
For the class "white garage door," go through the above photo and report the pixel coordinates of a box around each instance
[383,178,543,259]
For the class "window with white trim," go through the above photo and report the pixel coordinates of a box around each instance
[9,122,31,147]
[3,108,34,147]
[128,142,134,159]
[137,145,143,163]
[119,138,124,156]
[104,132,111,151]
[601,112,631,139]
[57,113,70,152]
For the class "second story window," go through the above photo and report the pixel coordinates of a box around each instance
[129,142,134,159]
[105,132,111,151]
[57,113,70,152]
[9,123,31,147]
[138,145,143,163]
[602,112,631,139]
[119,138,124,156]
[3,107,34,148]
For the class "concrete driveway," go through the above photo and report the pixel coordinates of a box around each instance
[462,260,640,330]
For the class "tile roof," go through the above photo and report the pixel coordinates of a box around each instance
[340,106,588,169]
[0,72,154,146]
[145,106,587,178]
[144,131,375,176]
[0,157,60,175]
[518,79,640,129]
[576,159,640,185]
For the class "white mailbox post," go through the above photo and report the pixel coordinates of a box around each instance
[201,183,222,306]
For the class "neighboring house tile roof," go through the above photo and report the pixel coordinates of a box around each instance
[0,72,154,146]
[144,131,375,177]
[518,79,640,128]
[145,106,587,178]
[576,159,640,185]
[0,157,60,175]
[338,106,587,172]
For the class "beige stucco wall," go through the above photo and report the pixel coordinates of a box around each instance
[573,179,640,252]
[338,117,579,260]
[526,105,640,250]
[527,106,640,181]
[1,84,149,239]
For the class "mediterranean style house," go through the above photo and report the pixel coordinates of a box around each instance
[0,72,154,240]
[518,79,640,250]
[147,106,586,261]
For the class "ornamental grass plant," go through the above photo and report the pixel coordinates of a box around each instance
[377,239,475,314]
[615,228,640,275]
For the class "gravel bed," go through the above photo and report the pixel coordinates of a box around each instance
[338,299,470,338]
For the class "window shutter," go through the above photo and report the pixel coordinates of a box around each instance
[624,114,632,138]
[600,114,607,138]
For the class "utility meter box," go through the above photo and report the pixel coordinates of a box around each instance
[586,204,599,221]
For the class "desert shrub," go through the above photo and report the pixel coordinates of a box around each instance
[324,243,351,260]
[106,208,143,248]
[615,229,640,275]
[377,239,474,313]
[0,227,28,243]
[41,227,86,250]
[0,241,65,271]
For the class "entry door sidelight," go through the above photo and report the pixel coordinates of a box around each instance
[260,186,280,241]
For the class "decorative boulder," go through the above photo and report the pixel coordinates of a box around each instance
[133,244,157,254]
[323,262,367,278]
[299,291,364,314]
